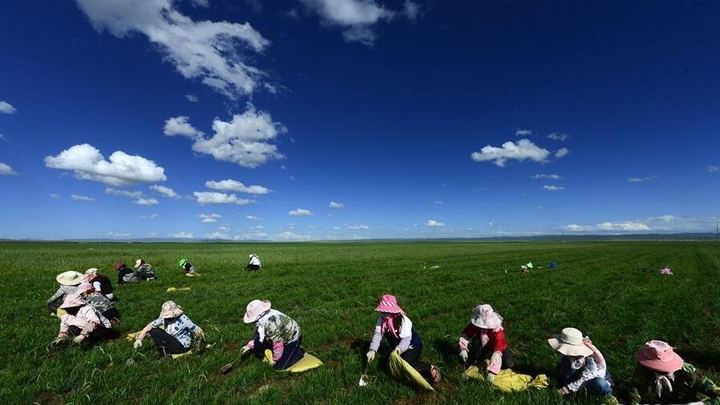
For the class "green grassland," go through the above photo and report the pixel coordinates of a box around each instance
[1,241,719,405]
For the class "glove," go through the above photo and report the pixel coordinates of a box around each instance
[51,337,65,347]
[459,349,468,363]
[133,339,143,349]
[73,335,86,344]
[268,359,277,366]
[486,372,495,385]
[241,345,251,355]
[366,350,375,363]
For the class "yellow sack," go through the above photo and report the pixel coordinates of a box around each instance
[387,351,435,391]
[263,349,323,373]
[56,308,67,317]
[166,287,192,293]
[464,366,548,392]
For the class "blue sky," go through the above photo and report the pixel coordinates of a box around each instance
[1,0,718,241]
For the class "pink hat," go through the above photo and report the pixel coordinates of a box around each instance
[60,295,86,309]
[75,282,95,295]
[471,304,504,329]
[636,340,684,373]
[375,294,405,314]
[243,299,272,323]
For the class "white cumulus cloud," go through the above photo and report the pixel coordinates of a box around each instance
[199,213,221,223]
[45,144,166,186]
[289,208,313,216]
[150,184,179,199]
[74,0,271,99]
[194,191,253,205]
[165,104,286,168]
[134,197,159,206]
[300,0,418,45]
[471,139,550,167]
[0,101,17,114]
[0,163,18,175]
[205,179,269,194]
[329,201,344,208]
[425,219,445,227]
[555,148,569,158]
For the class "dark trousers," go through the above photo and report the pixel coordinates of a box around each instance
[380,345,432,382]
[245,264,260,271]
[150,328,188,358]
[253,336,305,370]
[47,301,61,314]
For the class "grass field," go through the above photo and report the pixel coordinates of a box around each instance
[1,241,719,405]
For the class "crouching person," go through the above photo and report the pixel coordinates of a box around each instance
[548,327,618,405]
[75,282,121,325]
[458,304,514,384]
[51,295,112,348]
[133,301,204,359]
[241,299,304,370]
[629,340,720,405]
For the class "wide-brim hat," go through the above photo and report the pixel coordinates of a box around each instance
[636,340,684,373]
[243,299,271,323]
[179,258,188,267]
[75,282,95,295]
[375,294,405,314]
[160,301,184,319]
[471,304,504,329]
[56,271,83,286]
[134,259,143,269]
[548,327,594,357]
[60,294,86,309]
[115,262,125,270]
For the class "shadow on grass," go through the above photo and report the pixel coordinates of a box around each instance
[677,347,720,372]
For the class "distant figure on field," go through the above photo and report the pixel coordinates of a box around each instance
[75,282,121,325]
[458,304,515,384]
[245,254,262,271]
[178,258,197,276]
[133,301,205,359]
[548,327,618,404]
[116,262,138,285]
[50,295,113,348]
[134,259,156,281]
[628,340,720,405]
[366,294,441,385]
[46,271,83,315]
[241,299,306,370]
[83,267,114,300]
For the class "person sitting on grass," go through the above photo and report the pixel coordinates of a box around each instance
[458,303,514,384]
[82,267,114,300]
[548,327,619,405]
[178,258,197,276]
[628,340,720,405]
[244,254,262,271]
[134,259,156,281]
[241,299,305,370]
[46,271,83,315]
[51,295,112,348]
[133,301,205,359]
[75,282,121,325]
[115,262,138,285]
[366,294,441,385]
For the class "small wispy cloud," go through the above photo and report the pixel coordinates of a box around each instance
[531,174,562,180]
[71,194,94,202]
[555,148,569,158]
[134,197,159,206]
[107,231,130,238]
[50,193,61,199]
[185,94,199,103]
[548,132,569,141]
[0,101,17,114]
[707,165,719,173]
[105,187,143,198]
[199,213,221,223]
[245,215,261,221]
[171,232,194,239]
[329,201,344,208]
[289,208,313,216]
[140,214,159,219]
[205,179,269,194]
[434,200,444,205]
[0,162,18,176]
[627,175,658,183]
[425,219,445,227]
[515,129,532,136]
[543,185,565,191]
[150,184,179,199]
[471,139,550,167]
[346,224,369,230]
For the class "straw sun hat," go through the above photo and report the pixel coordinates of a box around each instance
[56,271,83,286]
[243,300,271,323]
[547,327,594,357]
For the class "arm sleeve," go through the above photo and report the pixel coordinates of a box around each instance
[272,340,285,361]
[369,318,383,352]
[458,323,477,351]
[47,287,64,304]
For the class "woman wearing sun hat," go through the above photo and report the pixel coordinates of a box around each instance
[133,259,155,281]
[46,270,84,315]
[548,327,618,404]
[366,294,441,384]
[628,340,720,405]
[82,268,114,300]
[115,262,138,284]
[133,301,205,358]
[178,258,197,276]
[50,295,112,348]
[75,282,121,325]
[240,299,305,370]
[458,303,514,384]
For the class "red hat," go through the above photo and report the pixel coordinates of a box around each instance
[115,262,125,270]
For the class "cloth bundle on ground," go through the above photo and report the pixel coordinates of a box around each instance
[464,365,548,392]
[387,351,435,391]
[261,349,323,373]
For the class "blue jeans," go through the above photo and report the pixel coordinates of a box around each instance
[560,366,613,396]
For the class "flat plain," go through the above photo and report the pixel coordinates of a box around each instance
[1,240,718,405]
